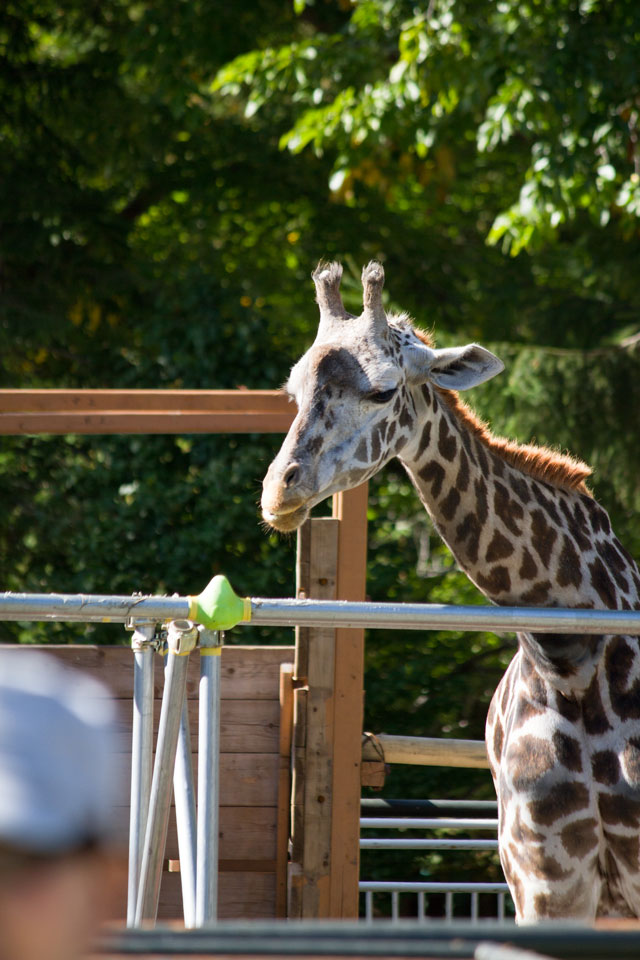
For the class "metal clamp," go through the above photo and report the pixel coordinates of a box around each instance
[166,619,199,656]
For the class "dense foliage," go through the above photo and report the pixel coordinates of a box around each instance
[2,0,640,910]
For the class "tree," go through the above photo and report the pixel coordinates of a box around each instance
[2,0,640,909]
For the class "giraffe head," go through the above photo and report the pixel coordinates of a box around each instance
[261,260,504,532]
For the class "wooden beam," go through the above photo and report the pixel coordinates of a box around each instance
[0,411,294,434]
[0,389,291,412]
[0,389,295,435]
[362,733,489,769]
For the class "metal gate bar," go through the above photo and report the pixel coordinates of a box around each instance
[3,588,640,636]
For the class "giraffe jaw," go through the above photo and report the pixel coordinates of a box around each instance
[262,502,311,533]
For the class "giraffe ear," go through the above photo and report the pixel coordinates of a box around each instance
[427,344,504,390]
[407,343,504,390]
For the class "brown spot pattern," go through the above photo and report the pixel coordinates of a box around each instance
[370,421,384,460]
[491,453,505,478]
[519,548,538,581]
[521,580,551,604]
[585,498,611,535]
[598,792,640,828]
[561,817,599,858]
[512,807,545,844]
[511,474,531,505]
[512,696,546,729]
[603,830,640,873]
[354,437,368,462]
[599,540,630,593]
[418,460,445,499]
[529,781,590,825]
[493,717,504,760]
[553,731,582,772]
[438,417,457,461]
[532,483,562,525]
[508,841,572,882]
[418,421,432,454]
[555,690,581,723]
[605,636,640,721]
[455,512,481,565]
[494,481,524,536]
[589,557,618,608]
[582,674,613,735]
[592,750,620,785]
[459,427,477,465]
[475,439,489,473]
[475,477,488,524]
[440,487,461,522]
[531,509,558,566]
[527,668,548,707]
[486,530,515,563]
[571,502,592,551]
[533,878,589,918]
[476,565,512,596]
[557,534,583,589]
[507,735,555,790]
[456,449,470,492]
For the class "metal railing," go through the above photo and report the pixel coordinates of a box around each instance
[3,583,640,929]
[3,589,640,636]
[360,883,511,924]
[359,813,510,924]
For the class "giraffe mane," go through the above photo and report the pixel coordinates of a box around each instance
[411,326,593,495]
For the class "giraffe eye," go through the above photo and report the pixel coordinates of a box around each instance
[369,387,397,404]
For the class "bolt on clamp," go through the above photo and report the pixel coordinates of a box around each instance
[127,619,164,652]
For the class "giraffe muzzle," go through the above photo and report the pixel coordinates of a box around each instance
[261,460,312,532]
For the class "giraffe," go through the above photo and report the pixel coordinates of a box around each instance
[261,260,640,922]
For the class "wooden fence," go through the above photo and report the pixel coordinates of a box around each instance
[1,389,369,920]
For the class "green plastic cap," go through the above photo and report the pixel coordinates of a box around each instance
[188,575,251,631]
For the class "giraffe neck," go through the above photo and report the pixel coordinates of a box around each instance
[398,383,640,685]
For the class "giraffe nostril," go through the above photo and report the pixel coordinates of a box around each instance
[283,462,300,488]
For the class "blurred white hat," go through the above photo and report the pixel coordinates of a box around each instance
[0,651,123,854]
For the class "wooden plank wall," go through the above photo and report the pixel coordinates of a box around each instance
[5,644,294,922]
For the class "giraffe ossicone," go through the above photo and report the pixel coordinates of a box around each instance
[261,260,640,922]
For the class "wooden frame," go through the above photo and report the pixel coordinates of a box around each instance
[1,388,368,920]
[0,389,292,434]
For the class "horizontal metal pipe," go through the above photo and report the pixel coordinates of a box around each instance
[360,839,498,850]
[360,818,498,831]
[0,592,189,623]
[2,591,640,638]
[361,799,498,818]
[99,921,640,959]
[359,882,510,893]
[250,598,640,635]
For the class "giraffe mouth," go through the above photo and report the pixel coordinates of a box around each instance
[262,502,311,533]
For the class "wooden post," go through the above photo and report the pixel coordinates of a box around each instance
[289,518,339,918]
[288,483,368,920]
[330,484,368,917]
